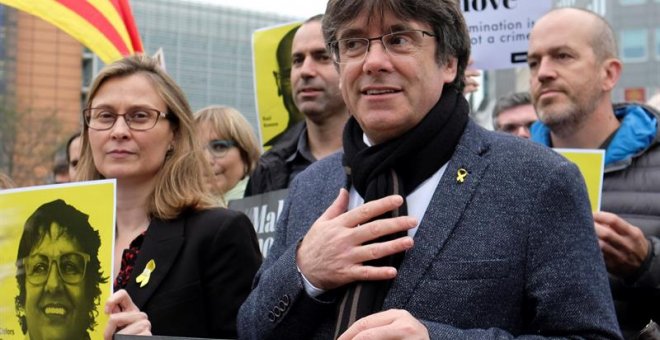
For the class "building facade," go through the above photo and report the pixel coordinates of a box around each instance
[1,1,299,185]
[0,6,82,186]
[128,0,298,133]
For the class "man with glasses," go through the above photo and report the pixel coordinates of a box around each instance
[15,199,106,340]
[246,14,349,197]
[239,0,620,339]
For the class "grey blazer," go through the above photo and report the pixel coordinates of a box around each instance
[238,121,622,339]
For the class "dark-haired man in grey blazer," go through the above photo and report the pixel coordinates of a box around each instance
[238,0,621,339]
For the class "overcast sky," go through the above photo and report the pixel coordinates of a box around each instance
[189,0,328,19]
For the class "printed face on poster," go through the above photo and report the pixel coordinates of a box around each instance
[462,0,552,70]
[252,21,303,149]
[0,180,115,340]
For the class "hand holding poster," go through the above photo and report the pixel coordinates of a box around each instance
[0,180,115,339]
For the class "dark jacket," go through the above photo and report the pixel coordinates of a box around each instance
[604,104,660,338]
[245,121,306,196]
[124,207,262,338]
[532,103,660,337]
[238,121,621,339]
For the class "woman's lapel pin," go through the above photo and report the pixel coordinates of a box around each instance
[135,259,156,288]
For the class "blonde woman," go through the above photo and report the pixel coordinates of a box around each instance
[76,55,261,339]
[194,105,260,203]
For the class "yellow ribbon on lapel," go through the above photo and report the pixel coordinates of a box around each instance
[135,259,156,288]
[456,168,468,183]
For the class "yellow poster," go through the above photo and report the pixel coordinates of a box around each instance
[252,21,302,149]
[0,180,115,339]
[555,148,605,212]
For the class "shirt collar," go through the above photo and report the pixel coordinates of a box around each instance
[285,126,317,164]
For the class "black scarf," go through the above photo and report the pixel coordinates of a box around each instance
[334,86,469,338]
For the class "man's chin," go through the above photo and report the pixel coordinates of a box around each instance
[537,104,570,126]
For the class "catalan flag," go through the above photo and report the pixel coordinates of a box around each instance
[0,0,143,63]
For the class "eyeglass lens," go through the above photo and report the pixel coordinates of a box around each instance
[208,140,234,157]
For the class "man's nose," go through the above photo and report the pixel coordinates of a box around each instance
[536,58,556,82]
[299,57,318,77]
[362,40,392,73]
[515,125,531,139]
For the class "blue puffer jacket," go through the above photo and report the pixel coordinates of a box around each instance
[531,103,660,338]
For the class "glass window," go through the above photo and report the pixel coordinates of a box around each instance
[619,0,646,4]
[620,29,648,62]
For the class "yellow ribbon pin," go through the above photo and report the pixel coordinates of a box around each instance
[456,168,468,183]
[135,259,156,288]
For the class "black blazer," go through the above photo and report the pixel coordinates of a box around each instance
[123,207,261,339]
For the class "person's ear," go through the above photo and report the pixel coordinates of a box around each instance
[442,57,458,84]
[601,58,622,92]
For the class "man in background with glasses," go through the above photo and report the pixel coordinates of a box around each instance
[246,14,349,197]
[239,0,619,339]
[15,199,106,340]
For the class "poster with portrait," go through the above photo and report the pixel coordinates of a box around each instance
[252,21,302,149]
[0,180,115,339]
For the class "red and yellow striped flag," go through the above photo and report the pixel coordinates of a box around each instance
[0,0,143,63]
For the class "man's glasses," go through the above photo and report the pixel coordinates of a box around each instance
[207,140,236,158]
[83,107,168,131]
[328,30,436,64]
[23,252,90,285]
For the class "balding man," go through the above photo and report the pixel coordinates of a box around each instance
[528,8,660,336]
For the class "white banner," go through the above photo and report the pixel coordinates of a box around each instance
[462,0,553,70]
